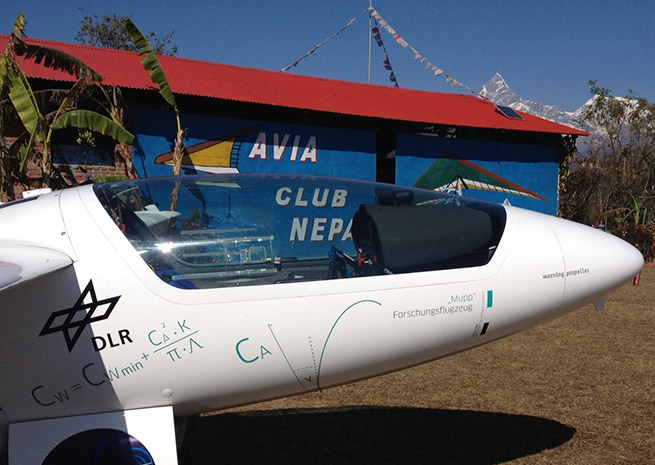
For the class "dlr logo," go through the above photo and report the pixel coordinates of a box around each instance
[92,329,133,352]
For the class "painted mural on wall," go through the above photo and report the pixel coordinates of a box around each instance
[395,134,559,214]
[129,109,381,259]
[130,108,558,218]
[132,108,377,180]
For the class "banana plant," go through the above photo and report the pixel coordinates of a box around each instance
[124,17,184,176]
[0,15,37,198]
[0,108,29,201]
[8,13,101,82]
[124,17,185,210]
[90,85,138,179]
[1,13,134,190]
[6,54,134,187]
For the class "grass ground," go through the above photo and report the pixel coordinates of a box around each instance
[181,266,654,464]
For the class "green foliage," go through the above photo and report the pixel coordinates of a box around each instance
[8,13,101,82]
[92,175,128,183]
[124,18,178,112]
[560,81,655,260]
[51,109,134,144]
[614,224,655,262]
[14,41,102,82]
[6,63,44,138]
[124,17,185,178]
[0,12,136,198]
[75,12,177,56]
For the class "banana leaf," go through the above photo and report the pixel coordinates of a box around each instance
[9,13,101,81]
[14,41,102,81]
[124,17,177,111]
[7,65,44,140]
[10,13,26,40]
[0,54,7,91]
[51,109,135,145]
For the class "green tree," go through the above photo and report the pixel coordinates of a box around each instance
[560,81,655,259]
[75,12,177,56]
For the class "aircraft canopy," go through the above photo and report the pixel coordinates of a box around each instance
[94,175,506,289]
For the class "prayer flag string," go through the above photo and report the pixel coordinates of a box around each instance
[372,21,399,87]
[370,8,478,95]
[281,7,371,72]
[281,5,478,96]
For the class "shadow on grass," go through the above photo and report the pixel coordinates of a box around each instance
[179,406,575,465]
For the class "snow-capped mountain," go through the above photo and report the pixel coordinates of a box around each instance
[479,73,588,130]
[479,74,645,158]
[480,73,645,148]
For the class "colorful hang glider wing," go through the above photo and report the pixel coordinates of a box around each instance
[0,243,73,291]
[413,151,547,201]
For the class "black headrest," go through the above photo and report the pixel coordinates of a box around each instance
[352,204,493,273]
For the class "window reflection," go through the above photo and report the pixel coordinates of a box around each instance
[94,175,506,289]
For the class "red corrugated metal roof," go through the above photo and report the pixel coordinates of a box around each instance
[1,34,586,136]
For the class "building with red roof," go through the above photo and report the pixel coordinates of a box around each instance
[1,34,585,213]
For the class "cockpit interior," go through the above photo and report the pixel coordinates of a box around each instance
[95,175,506,289]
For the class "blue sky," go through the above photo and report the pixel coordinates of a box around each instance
[3,1,654,111]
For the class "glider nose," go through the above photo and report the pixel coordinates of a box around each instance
[549,216,644,310]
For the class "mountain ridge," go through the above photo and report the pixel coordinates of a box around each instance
[478,73,589,130]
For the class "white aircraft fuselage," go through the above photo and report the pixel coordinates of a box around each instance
[0,174,643,464]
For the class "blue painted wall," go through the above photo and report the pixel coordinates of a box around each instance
[396,134,559,214]
[130,108,559,215]
[132,108,377,180]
